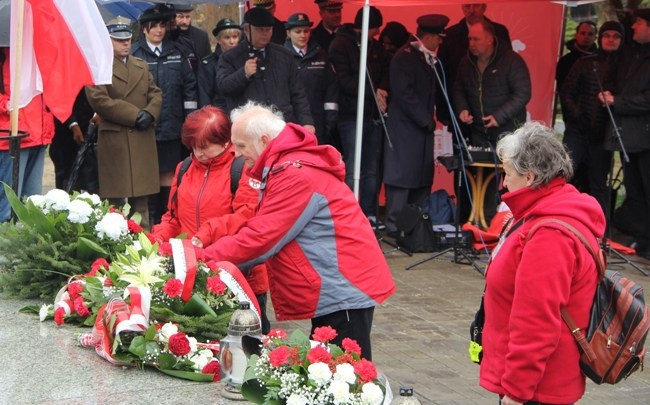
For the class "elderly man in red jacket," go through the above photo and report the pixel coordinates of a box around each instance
[204,101,395,360]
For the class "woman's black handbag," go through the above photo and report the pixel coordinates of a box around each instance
[469,295,485,364]
[395,204,436,252]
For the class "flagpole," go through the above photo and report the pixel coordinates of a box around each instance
[10,0,25,137]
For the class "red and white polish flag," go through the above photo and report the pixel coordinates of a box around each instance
[10,0,113,122]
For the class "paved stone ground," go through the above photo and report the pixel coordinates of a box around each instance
[1,159,650,404]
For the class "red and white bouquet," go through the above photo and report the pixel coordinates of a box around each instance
[241,326,392,404]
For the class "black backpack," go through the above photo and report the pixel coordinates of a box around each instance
[169,156,245,218]
[527,219,650,385]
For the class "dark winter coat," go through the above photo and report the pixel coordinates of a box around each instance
[216,41,313,126]
[560,49,619,143]
[197,48,227,110]
[453,39,531,142]
[437,16,511,89]
[605,43,650,153]
[312,21,336,52]
[284,39,338,144]
[131,39,198,142]
[556,39,598,92]
[384,42,437,188]
[171,25,212,72]
[328,23,388,121]
[85,56,162,198]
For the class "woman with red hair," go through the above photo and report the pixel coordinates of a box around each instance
[150,105,270,332]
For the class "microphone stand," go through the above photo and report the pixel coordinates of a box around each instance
[593,62,648,276]
[406,51,482,274]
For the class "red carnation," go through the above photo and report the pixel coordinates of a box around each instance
[268,328,288,340]
[312,326,337,343]
[73,297,90,317]
[163,279,184,298]
[168,332,192,356]
[307,344,332,364]
[353,359,377,383]
[342,338,362,355]
[206,276,226,295]
[158,242,173,256]
[54,307,66,325]
[202,360,221,381]
[88,258,109,276]
[67,282,84,300]
[269,346,290,367]
[127,219,143,234]
[333,353,355,366]
[103,277,114,287]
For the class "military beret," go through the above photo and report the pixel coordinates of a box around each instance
[285,13,313,30]
[139,4,175,24]
[212,18,240,37]
[244,7,275,27]
[417,14,450,37]
[314,0,343,10]
[635,8,650,22]
[174,3,194,13]
[106,16,132,40]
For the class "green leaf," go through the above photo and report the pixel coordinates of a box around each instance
[183,294,218,317]
[241,378,274,404]
[158,368,215,382]
[2,183,63,240]
[129,336,147,358]
[144,325,157,341]
[77,237,108,260]
[3,182,29,220]
[18,305,41,314]
[158,352,177,369]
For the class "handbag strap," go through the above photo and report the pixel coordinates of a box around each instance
[526,218,604,362]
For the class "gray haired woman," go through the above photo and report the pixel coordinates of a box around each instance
[479,121,605,404]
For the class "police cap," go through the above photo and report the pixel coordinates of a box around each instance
[212,18,240,37]
[106,16,132,40]
[314,0,343,10]
[416,14,449,37]
[139,4,175,24]
[285,13,313,30]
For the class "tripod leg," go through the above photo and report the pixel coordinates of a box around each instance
[405,248,454,270]
[603,243,649,277]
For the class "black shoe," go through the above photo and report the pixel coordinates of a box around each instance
[367,215,386,231]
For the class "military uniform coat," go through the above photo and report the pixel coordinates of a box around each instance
[384,43,437,188]
[85,56,163,199]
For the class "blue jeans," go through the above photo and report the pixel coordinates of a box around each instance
[0,146,46,222]
[338,120,379,216]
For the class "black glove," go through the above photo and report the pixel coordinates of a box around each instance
[134,110,154,130]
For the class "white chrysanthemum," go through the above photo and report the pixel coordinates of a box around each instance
[189,349,213,370]
[308,362,333,386]
[44,188,71,211]
[286,393,309,405]
[39,304,52,322]
[95,212,128,241]
[160,322,179,342]
[328,379,351,404]
[333,363,357,384]
[77,192,101,206]
[360,382,383,405]
[27,194,46,209]
[67,199,93,224]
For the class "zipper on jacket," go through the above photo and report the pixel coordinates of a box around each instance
[195,163,211,231]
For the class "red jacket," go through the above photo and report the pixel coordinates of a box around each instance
[150,148,267,295]
[480,178,605,403]
[0,49,54,150]
[204,124,395,321]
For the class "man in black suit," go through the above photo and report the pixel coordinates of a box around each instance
[312,0,343,51]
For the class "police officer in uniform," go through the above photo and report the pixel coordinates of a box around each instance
[131,4,198,226]
[312,0,343,51]
[383,15,449,236]
[284,13,338,145]
[198,18,241,109]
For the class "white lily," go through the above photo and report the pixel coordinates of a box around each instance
[118,254,165,287]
